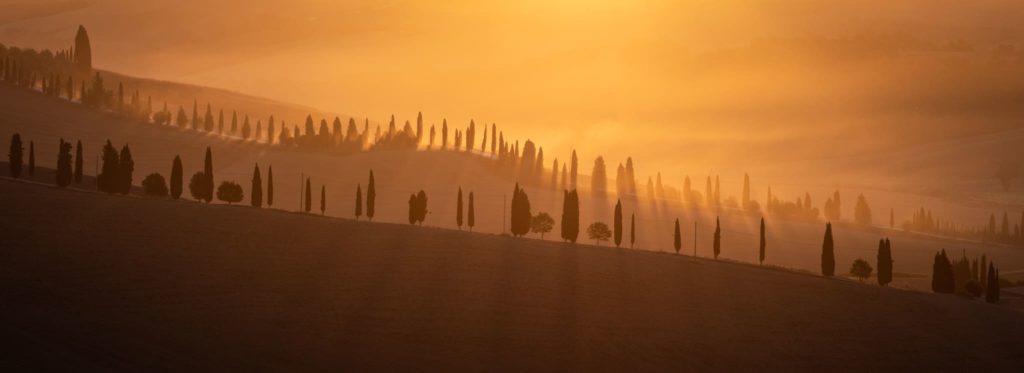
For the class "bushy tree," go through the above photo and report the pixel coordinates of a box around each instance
[8,133,23,178]
[587,222,612,245]
[142,173,168,197]
[216,181,243,204]
[822,223,835,277]
[170,155,183,199]
[189,171,206,201]
[408,190,428,225]
[850,259,873,282]
[531,212,554,239]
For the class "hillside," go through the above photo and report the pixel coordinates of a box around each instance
[0,178,1022,370]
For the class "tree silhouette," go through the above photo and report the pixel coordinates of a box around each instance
[854,194,872,226]
[630,213,636,249]
[416,112,423,144]
[742,173,751,209]
[850,259,873,282]
[713,217,721,259]
[216,181,243,204]
[73,140,83,183]
[242,116,251,140]
[587,222,612,245]
[441,119,449,149]
[674,218,681,254]
[203,147,213,203]
[28,140,34,176]
[408,190,428,225]
[531,212,555,239]
[266,165,274,207]
[456,187,464,230]
[74,25,92,73]
[304,178,312,213]
[170,156,183,199]
[759,218,766,265]
[355,184,363,219]
[192,100,199,130]
[613,199,623,247]
[468,192,475,231]
[142,173,168,197]
[570,150,578,189]
[8,133,23,178]
[877,238,893,286]
[188,172,206,201]
[931,250,954,293]
[98,140,118,193]
[561,189,580,243]
[591,156,607,196]
[55,139,72,187]
[367,170,376,220]
[218,109,224,135]
[251,164,263,208]
[985,263,999,303]
[231,111,238,133]
[118,144,134,194]
[822,223,835,277]
[321,185,326,215]
[510,183,532,237]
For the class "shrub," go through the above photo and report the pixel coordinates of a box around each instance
[142,173,168,197]
[850,259,873,282]
[216,181,243,204]
[188,172,206,201]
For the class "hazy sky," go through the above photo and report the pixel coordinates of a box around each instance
[3,0,1024,190]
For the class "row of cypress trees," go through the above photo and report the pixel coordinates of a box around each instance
[454,187,475,230]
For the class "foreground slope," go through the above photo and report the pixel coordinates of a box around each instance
[0,180,1021,371]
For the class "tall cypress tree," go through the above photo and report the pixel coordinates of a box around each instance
[614,199,623,247]
[877,238,893,286]
[8,133,23,178]
[304,178,312,213]
[985,263,998,303]
[28,140,34,176]
[629,213,636,249]
[118,144,134,194]
[456,187,464,230]
[673,218,681,254]
[822,223,835,276]
[266,165,274,206]
[251,164,263,208]
[355,184,363,219]
[759,218,766,265]
[55,139,72,187]
[468,192,475,231]
[366,170,376,220]
[170,155,183,199]
[203,147,213,203]
[98,140,118,193]
[713,217,721,259]
[320,185,326,215]
[74,140,83,183]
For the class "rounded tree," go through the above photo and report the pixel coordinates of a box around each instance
[216,181,244,204]
[142,173,168,197]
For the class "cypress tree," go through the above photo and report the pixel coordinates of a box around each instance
[74,140,83,183]
[170,155,183,199]
[456,187,464,230]
[367,170,376,220]
[231,111,238,133]
[55,139,72,187]
[822,223,835,276]
[559,189,580,243]
[305,178,312,213]
[985,263,997,303]
[673,219,681,254]
[510,183,532,237]
[759,218,766,265]
[28,140,34,176]
[251,164,263,208]
[877,238,893,286]
[118,144,134,194]
[266,166,274,206]
[203,147,213,203]
[614,199,623,247]
[468,192,475,231]
[355,184,363,219]
[713,217,721,259]
[932,250,955,293]
[8,133,23,178]
[629,213,636,249]
[192,100,199,130]
[321,185,326,215]
[98,141,118,193]
[218,109,224,135]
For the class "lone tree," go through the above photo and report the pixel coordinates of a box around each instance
[354,184,363,219]
[266,165,274,207]
[613,199,623,247]
[142,173,168,197]
[170,155,183,200]
[8,133,23,178]
[985,263,1000,303]
[366,170,376,220]
[320,185,326,215]
[759,218,766,265]
[713,217,721,260]
[531,212,555,239]
[850,259,873,282]
[188,171,206,201]
[877,238,893,286]
[510,183,532,237]
[216,181,243,204]
[673,219,681,254]
[251,164,263,208]
[467,192,475,231]
[931,249,954,294]
[456,187,464,230]
[821,223,835,277]
[587,222,612,246]
[560,189,580,243]
[118,145,134,194]
[202,147,213,203]
[407,190,428,225]
[55,139,73,187]
[304,178,312,213]
[630,213,636,249]
[74,140,83,183]
[98,140,119,193]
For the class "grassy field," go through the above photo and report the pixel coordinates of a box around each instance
[1,178,1023,370]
